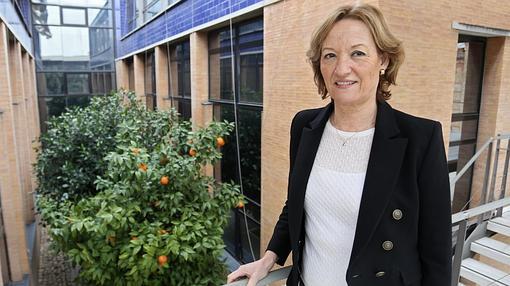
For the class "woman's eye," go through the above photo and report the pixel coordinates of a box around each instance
[352,50,366,57]
[323,53,336,59]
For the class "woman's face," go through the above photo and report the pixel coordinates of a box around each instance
[320,18,388,107]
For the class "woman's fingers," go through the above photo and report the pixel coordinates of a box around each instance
[227,257,272,285]
[226,269,247,283]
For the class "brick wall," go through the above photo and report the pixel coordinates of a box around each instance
[0,21,39,283]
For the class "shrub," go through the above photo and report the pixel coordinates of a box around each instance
[36,91,243,285]
[35,92,176,202]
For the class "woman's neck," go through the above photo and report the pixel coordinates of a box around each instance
[330,100,377,132]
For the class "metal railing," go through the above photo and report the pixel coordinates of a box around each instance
[450,134,510,216]
[450,133,510,286]
[451,196,510,285]
[225,266,292,286]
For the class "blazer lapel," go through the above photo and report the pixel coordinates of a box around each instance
[348,101,408,266]
[288,103,333,241]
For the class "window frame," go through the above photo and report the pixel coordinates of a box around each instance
[208,17,263,263]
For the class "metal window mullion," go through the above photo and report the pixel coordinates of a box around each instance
[179,43,184,98]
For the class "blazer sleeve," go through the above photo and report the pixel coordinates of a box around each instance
[266,112,303,266]
[417,122,452,285]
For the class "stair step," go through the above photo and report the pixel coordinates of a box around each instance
[471,237,510,265]
[461,258,510,285]
[488,217,510,236]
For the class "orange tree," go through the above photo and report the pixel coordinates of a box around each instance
[36,91,243,285]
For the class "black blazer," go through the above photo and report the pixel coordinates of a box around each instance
[267,101,452,286]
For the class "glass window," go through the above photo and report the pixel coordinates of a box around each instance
[62,8,87,25]
[104,72,114,94]
[449,36,485,213]
[168,41,191,118]
[32,5,61,25]
[208,18,263,263]
[67,95,91,108]
[175,99,191,120]
[33,0,116,130]
[209,24,264,103]
[60,27,91,71]
[449,119,478,143]
[88,8,112,27]
[144,0,163,21]
[37,73,65,96]
[240,53,263,103]
[144,50,156,110]
[213,103,262,262]
[452,42,484,114]
[39,96,67,119]
[67,74,90,94]
[91,72,104,94]
[36,25,64,67]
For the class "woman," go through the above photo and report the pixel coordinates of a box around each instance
[227,3,451,286]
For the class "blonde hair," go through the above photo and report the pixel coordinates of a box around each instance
[307,4,404,101]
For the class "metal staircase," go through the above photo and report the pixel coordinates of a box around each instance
[457,212,510,285]
[452,133,510,286]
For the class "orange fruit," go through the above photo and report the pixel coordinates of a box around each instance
[157,255,168,266]
[236,201,245,209]
[131,147,140,155]
[138,163,148,172]
[131,236,138,241]
[160,176,169,185]
[189,148,197,157]
[216,137,225,147]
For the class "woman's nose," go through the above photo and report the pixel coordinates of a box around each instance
[333,57,352,76]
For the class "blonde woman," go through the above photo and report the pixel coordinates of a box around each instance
[228,4,451,286]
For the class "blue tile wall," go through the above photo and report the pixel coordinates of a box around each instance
[19,0,31,29]
[0,0,32,53]
[117,0,263,58]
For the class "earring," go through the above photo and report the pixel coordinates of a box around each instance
[379,69,386,76]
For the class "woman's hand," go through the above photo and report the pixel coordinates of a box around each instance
[226,251,278,286]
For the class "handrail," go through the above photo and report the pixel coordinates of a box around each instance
[451,196,510,224]
[225,266,292,286]
[450,133,510,188]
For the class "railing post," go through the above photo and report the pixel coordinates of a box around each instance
[451,220,467,286]
[497,139,510,216]
[478,142,493,224]
[488,137,501,203]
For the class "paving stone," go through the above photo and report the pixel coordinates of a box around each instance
[37,227,85,286]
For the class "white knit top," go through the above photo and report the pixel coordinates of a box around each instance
[301,119,374,286]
